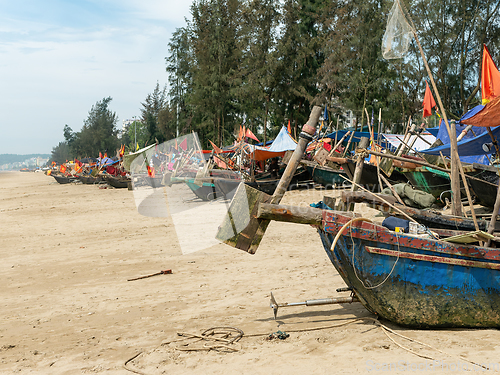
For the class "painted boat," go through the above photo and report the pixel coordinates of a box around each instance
[185,178,221,201]
[401,164,492,204]
[52,174,77,184]
[340,158,407,190]
[104,175,131,189]
[77,175,103,185]
[214,167,313,198]
[301,160,348,188]
[466,163,499,209]
[318,209,500,328]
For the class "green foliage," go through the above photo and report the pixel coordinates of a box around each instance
[50,142,72,164]
[60,97,119,158]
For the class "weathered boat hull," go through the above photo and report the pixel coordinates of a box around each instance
[302,160,348,188]
[52,175,77,184]
[104,175,131,189]
[341,159,406,190]
[318,210,500,328]
[77,175,103,185]
[185,179,221,201]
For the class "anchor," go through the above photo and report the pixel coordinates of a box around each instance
[269,291,359,319]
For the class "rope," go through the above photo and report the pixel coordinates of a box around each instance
[123,318,497,374]
[329,217,400,290]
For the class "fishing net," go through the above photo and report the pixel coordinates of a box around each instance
[381,0,413,60]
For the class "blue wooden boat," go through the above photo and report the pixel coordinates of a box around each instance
[318,209,500,328]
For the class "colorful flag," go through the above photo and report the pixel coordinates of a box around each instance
[481,44,500,105]
[245,128,260,142]
[60,164,67,173]
[287,119,291,134]
[179,138,188,151]
[422,80,436,117]
[147,165,155,178]
[209,140,223,154]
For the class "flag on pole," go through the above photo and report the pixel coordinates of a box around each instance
[209,140,223,154]
[179,138,188,151]
[287,119,291,134]
[481,44,500,105]
[422,80,436,117]
[245,128,260,142]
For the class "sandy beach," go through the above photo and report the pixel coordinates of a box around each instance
[2,172,500,374]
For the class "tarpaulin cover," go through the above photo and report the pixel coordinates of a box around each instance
[381,133,436,152]
[248,126,298,161]
[461,95,500,128]
[419,104,494,164]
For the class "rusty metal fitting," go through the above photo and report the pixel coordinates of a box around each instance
[301,123,316,136]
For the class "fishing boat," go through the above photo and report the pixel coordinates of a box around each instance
[340,158,407,190]
[104,175,131,189]
[214,167,313,198]
[77,175,103,185]
[184,178,221,201]
[301,160,348,188]
[52,174,77,184]
[316,208,500,328]
[466,163,499,209]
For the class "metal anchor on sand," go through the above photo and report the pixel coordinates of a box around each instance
[269,291,359,319]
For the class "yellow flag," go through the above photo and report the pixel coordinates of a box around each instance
[136,143,139,151]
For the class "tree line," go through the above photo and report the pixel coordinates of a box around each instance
[51,0,500,163]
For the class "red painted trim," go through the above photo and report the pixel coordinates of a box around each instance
[322,211,500,262]
[366,246,500,270]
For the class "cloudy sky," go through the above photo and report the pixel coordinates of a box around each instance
[0,0,192,155]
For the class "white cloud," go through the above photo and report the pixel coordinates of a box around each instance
[0,1,193,154]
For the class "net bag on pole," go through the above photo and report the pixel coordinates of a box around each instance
[382,0,413,59]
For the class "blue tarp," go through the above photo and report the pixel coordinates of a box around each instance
[419,105,493,164]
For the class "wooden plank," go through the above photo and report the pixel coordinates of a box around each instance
[257,203,323,225]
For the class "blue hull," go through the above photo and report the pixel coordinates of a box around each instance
[319,210,500,328]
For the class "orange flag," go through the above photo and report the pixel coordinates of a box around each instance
[422,80,436,117]
[287,119,291,134]
[60,164,67,173]
[245,128,260,142]
[481,44,500,105]
[209,140,223,154]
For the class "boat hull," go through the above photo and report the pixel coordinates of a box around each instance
[341,159,406,190]
[104,175,130,189]
[318,210,500,328]
[302,161,348,188]
[52,175,77,184]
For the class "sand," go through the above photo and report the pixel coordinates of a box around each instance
[2,171,500,374]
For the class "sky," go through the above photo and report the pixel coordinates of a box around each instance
[0,0,193,155]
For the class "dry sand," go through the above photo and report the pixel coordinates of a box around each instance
[2,171,500,374]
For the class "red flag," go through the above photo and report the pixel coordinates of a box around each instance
[179,138,188,151]
[245,128,260,142]
[99,152,103,159]
[147,165,155,178]
[287,119,291,134]
[209,140,223,154]
[60,164,67,173]
[481,44,500,105]
[422,81,436,117]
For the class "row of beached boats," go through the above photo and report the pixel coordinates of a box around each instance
[213,94,500,329]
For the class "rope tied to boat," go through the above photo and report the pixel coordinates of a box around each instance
[330,217,401,289]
